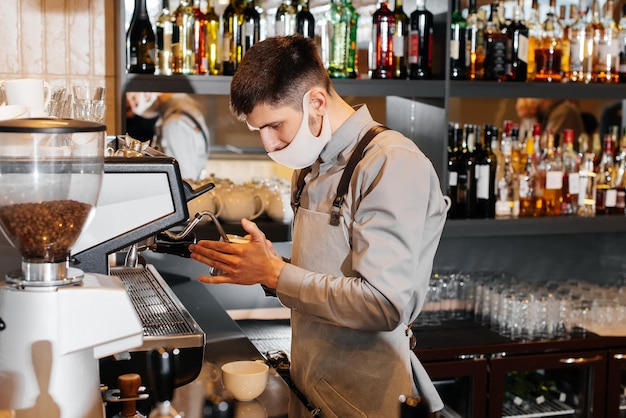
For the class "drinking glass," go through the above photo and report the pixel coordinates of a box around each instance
[72,85,106,123]
[46,87,72,118]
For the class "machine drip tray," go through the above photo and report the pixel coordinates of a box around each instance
[112,264,205,351]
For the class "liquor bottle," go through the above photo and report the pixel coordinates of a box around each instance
[618,4,626,82]
[204,0,221,75]
[614,131,626,214]
[568,4,586,82]
[465,0,485,80]
[475,125,498,219]
[408,0,433,80]
[596,134,618,215]
[534,0,563,83]
[192,0,208,75]
[559,4,571,77]
[344,0,360,78]
[221,0,244,76]
[582,0,603,83]
[592,132,603,167]
[484,2,507,81]
[510,126,523,174]
[518,138,538,217]
[561,129,580,215]
[173,0,195,75]
[113,373,147,418]
[156,0,175,76]
[505,0,529,81]
[371,0,396,79]
[447,123,463,219]
[538,133,564,216]
[526,0,541,81]
[275,0,297,36]
[127,0,156,74]
[392,0,409,79]
[241,0,260,59]
[327,0,350,78]
[578,152,596,217]
[459,124,478,218]
[296,0,315,39]
[495,124,519,219]
[449,0,467,80]
[596,0,620,83]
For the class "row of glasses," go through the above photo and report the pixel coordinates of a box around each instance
[475,275,626,341]
[416,270,476,327]
[46,84,106,123]
[417,269,626,340]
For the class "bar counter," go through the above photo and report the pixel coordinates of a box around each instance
[162,272,290,418]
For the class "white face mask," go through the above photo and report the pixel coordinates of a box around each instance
[266,91,332,170]
[130,92,160,119]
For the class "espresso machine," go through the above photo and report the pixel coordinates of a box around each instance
[0,119,144,418]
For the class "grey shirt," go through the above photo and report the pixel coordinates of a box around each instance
[277,103,447,342]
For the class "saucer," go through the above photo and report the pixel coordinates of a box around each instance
[0,105,30,120]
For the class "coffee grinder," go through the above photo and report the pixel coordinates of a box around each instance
[0,119,143,418]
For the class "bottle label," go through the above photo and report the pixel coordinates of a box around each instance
[476,164,490,199]
[518,34,529,64]
[448,171,458,186]
[450,39,460,60]
[568,173,580,194]
[393,35,404,57]
[606,188,618,207]
[408,32,419,64]
[546,171,563,190]
[518,177,532,198]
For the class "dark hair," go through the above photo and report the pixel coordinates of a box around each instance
[229,35,333,120]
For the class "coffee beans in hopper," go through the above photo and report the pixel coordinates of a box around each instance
[0,200,91,262]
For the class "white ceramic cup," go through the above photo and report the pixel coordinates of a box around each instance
[215,186,265,223]
[0,105,30,121]
[3,78,50,117]
[221,360,269,402]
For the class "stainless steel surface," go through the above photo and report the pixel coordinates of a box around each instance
[111,264,205,351]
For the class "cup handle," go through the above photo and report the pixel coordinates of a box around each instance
[443,195,452,212]
[213,194,224,218]
[213,195,222,218]
[249,194,265,220]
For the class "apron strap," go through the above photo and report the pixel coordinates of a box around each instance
[294,124,390,224]
[330,124,389,226]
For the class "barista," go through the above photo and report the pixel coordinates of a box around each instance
[188,36,448,417]
[126,92,210,180]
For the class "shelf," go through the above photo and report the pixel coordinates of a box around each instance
[449,80,626,100]
[124,74,626,101]
[123,73,446,98]
[442,215,626,238]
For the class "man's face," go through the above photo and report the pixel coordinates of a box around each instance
[245,102,304,153]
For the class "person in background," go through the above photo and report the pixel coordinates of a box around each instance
[126,92,210,180]
[188,35,448,417]
[515,98,586,147]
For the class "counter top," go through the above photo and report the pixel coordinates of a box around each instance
[163,272,290,418]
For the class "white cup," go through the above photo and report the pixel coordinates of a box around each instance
[215,186,265,223]
[0,105,30,121]
[3,78,50,117]
[221,360,269,402]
